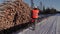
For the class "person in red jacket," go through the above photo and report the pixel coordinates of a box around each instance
[31,6,39,30]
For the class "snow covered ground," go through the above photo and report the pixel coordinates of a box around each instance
[12,14,60,34]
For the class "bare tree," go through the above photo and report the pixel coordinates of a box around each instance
[31,0,34,8]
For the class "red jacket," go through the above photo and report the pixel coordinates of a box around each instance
[32,9,39,18]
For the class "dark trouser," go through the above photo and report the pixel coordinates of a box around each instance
[31,18,37,30]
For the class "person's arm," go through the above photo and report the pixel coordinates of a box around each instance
[30,10,33,18]
[38,10,40,18]
[38,10,40,15]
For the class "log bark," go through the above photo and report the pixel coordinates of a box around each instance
[0,0,31,31]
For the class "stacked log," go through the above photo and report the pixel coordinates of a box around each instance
[0,0,31,31]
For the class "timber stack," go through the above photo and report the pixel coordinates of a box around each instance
[0,0,31,31]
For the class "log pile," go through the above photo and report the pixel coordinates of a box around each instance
[0,0,31,31]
